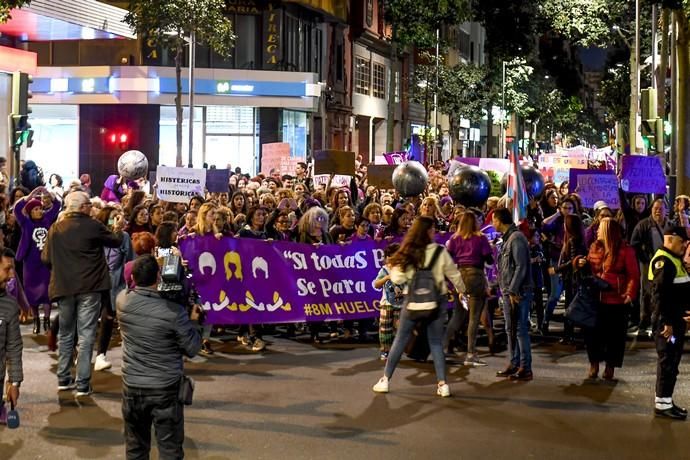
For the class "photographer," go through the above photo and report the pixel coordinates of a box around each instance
[117,254,202,459]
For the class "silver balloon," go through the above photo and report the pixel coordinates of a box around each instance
[392,161,428,197]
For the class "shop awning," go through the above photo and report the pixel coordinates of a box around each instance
[0,0,134,41]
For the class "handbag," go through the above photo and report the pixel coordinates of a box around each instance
[178,375,195,406]
[565,276,610,328]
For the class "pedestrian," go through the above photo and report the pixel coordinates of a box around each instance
[374,243,404,360]
[14,186,60,334]
[649,225,690,420]
[372,216,464,397]
[492,208,534,381]
[42,191,124,396]
[0,248,22,425]
[576,218,639,380]
[444,211,493,366]
[117,254,202,459]
[630,198,668,336]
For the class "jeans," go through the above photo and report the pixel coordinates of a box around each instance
[384,299,447,382]
[122,385,184,460]
[502,292,533,371]
[57,292,102,389]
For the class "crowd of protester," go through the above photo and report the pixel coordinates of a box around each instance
[1,151,690,441]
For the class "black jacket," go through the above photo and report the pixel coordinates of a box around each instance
[650,248,690,330]
[630,217,666,265]
[41,213,123,300]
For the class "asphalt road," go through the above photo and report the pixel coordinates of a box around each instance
[2,324,689,460]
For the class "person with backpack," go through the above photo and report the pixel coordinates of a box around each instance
[374,243,404,360]
[372,216,464,397]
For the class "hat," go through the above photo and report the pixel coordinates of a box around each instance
[25,199,42,214]
[663,224,689,241]
[593,200,610,212]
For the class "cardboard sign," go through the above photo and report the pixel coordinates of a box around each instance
[572,171,621,209]
[620,155,666,194]
[367,165,396,188]
[313,174,351,189]
[261,142,298,175]
[539,153,587,185]
[313,150,356,175]
[156,166,206,203]
[206,169,230,193]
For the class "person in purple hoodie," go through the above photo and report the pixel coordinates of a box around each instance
[14,187,60,334]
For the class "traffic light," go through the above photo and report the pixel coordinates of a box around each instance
[108,131,129,151]
[10,71,33,150]
[641,118,664,154]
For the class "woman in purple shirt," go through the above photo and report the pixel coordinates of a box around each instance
[445,211,493,366]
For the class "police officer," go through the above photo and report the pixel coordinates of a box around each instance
[650,225,690,420]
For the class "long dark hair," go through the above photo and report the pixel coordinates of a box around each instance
[383,208,409,237]
[564,214,585,244]
[389,216,435,269]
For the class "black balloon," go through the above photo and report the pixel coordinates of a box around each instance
[500,166,546,199]
[449,166,491,207]
[392,161,428,197]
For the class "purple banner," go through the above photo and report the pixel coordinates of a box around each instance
[180,233,455,325]
[180,236,389,324]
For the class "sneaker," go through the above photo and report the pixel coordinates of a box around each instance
[58,380,77,391]
[379,351,389,361]
[437,383,451,397]
[200,340,214,356]
[94,354,112,371]
[464,355,488,367]
[372,377,389,393]
[75,386,93,397]
[237,335,250,346]
[251,338,266,352]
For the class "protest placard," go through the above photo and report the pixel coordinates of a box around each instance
[206,169,230,193]
[382,152,408,165]
[313,174,351,189]
[572,172,621,209]
[261,142,297,174]
[367,165,396,188]
[156,166,206,203]
[620,155,666,194]
[313,150,356,175]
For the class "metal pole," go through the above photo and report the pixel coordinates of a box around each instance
[188,30,196,167]
[633,0,640,153]
[434,28,439,162]
[652,4,657,91]
[502,61,506,158]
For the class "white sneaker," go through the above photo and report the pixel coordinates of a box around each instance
[437,383,451,398]
[94,354,112,371]
[373,377,389,393]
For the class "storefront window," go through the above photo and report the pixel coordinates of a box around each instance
[205,106,256,174]
[282,110,308,159]
[159,106,203,167]
[27,105,79,182]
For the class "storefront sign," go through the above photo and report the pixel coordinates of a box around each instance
[226,0,262,14]
[262,4,282,69]
[155,166,206,203]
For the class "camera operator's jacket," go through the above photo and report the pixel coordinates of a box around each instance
[116,287,201,389]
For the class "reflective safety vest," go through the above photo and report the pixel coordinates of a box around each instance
[647,248,690,283]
